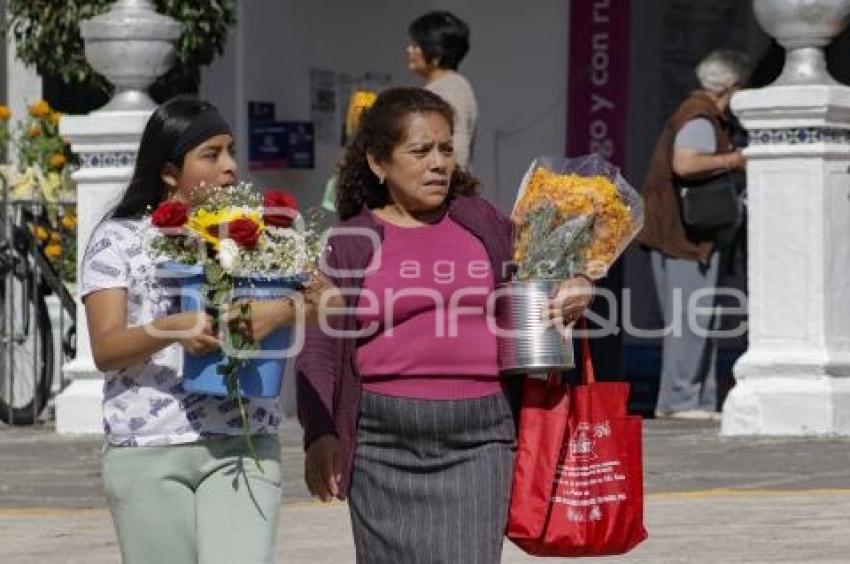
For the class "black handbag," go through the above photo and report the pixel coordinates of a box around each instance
[678,172,741,231]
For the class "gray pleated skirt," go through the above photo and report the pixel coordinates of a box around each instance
[349,389,517,564]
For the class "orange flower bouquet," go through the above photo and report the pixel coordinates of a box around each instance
[511,154,644,281]
[497,155,643,375]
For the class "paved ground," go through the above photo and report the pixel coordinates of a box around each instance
[1,418,849,563]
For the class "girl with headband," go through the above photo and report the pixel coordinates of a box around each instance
[80,97,333,563]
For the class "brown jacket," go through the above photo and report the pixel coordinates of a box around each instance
[637,91,733,263]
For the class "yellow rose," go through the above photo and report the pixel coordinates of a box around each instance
[0,105,10,121]
[34,226,49,241]
[186,207,263,250]
[49,153,67,169]
[29,100,50,118]
[45,244,62,258]
[62,215,77,229]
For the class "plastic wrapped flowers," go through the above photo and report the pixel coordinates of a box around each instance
[511,154,644,281]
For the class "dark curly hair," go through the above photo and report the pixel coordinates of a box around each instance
[336,87,479,221]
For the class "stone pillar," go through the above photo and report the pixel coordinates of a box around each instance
[721,0,850,436]
[55,116,150,433]
[55,0,180,434]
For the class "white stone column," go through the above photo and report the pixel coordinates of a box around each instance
[52,0,179,434]
[721,85,850,435]
[55,112,151,433]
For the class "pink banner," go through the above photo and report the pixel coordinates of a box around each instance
[566,0,631,168]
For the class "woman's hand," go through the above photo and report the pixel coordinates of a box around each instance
[228,271,345,342]
[166,311,220,355]
[304,434,343,502]
[724,150,746,171]
[547,275,593,326]
[302,270,344,322]
[85,288,219,371]
[240,299,292,342]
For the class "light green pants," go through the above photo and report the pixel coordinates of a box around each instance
[102,435,282,564]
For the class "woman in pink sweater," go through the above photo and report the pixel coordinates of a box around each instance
[296,87,591,563]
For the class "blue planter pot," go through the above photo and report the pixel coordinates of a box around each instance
[156,261,303,398]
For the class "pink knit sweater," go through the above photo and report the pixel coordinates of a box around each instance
[355,213,502,400]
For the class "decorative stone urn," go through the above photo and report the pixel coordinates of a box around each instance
[80,0,182,112]
[754,0,850,85]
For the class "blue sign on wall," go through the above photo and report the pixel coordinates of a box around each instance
[249,121,315,170]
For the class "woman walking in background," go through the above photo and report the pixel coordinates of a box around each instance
[638,49,751,420]
[407,10,478,170]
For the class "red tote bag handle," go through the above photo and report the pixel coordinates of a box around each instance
[579,317,595,384]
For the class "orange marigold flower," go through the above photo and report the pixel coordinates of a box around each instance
[513,168,634,279]
[62,215,77,229]
[49,153,67,169]
[28,124,42,138]
[49,231,62,243]
[29,100,50,118]
[45,244,62,258]
[34,226,49,241]
[48,111,62,126]
[0,105,11,120]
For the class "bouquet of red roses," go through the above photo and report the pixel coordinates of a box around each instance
[146,183,324,466]
[148,183,320,274]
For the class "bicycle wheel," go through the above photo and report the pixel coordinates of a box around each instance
[0,273,54,425]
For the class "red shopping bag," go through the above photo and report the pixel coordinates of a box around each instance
[506,326,648,556]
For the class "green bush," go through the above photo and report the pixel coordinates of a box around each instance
[3,0,237,99]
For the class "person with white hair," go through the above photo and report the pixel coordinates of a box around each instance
[637,48,752,420]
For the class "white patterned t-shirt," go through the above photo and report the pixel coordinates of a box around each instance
[80,218,282,447]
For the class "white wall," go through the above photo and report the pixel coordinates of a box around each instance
[201,0,569,214]
[2,1,43,166]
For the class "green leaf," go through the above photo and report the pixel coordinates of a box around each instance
[205,261,225,284]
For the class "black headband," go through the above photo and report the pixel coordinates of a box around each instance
[170,109,232,161]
